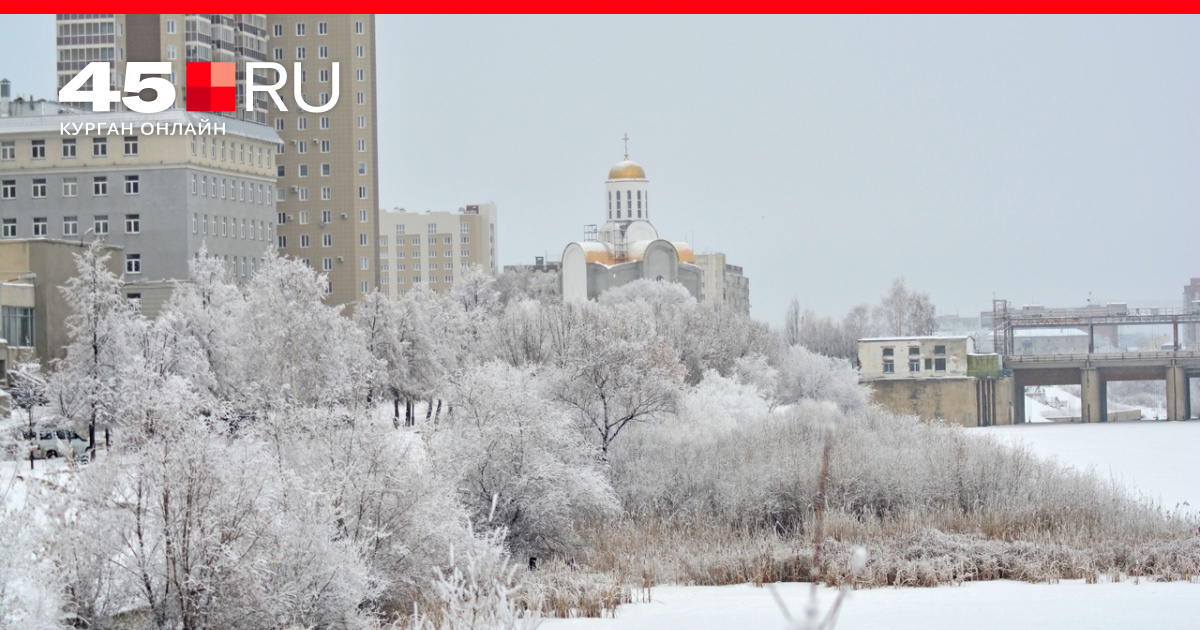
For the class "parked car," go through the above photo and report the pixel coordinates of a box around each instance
[31,428,93,462]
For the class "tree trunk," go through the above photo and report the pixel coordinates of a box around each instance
[433,399,443,424]
[392,393,401,429]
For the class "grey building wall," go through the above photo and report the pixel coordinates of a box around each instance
[0,167,274,283]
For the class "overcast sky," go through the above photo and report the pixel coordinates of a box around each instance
[3,15,1196,324]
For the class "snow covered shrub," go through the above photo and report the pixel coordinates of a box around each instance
[676,371,772,431]
[404,527,541,630]
[0,489,68,630]
[52,422,377,630]
[258,408,472,616]
[432,362,618,553]
[775,346,868,411]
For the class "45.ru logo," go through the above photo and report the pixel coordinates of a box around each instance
[58,61,339,114]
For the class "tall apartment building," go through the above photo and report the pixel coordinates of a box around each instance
[0,110,280,314]
[694,252,750,314]
[268,15,379,306]
[377,204,498,296]
[57,14,270,123]
[55,13,382,307]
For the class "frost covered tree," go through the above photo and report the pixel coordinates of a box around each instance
[874,277,935,336]
[549,312,684,458]
[775,345,869,411]
[433,362,617,552]
[50,241,142,450]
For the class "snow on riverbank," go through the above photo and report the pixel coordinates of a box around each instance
[979,420,1200,512]
[542,579,1200,629]
[546,420,1200,629]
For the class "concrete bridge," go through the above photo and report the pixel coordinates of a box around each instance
[1008,351,1199,422]
[993,300,1200,422]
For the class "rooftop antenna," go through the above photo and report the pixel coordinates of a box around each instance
[622,132,630,160]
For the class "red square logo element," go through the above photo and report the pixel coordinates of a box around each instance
[186,62,236,112]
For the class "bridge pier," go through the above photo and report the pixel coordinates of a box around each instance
[1012,381,1026,423]
[1165,365,1190,421]
[1080,367,1107,423]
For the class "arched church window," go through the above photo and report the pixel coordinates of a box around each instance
[608,191,612,210]
[637,190,642,209]
[638,209,642,218]
[616,194,621,210]
[626,190,631,208]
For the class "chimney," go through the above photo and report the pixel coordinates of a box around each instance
[0,79,10,117]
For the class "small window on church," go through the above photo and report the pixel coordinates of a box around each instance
[626,190,631,207]
[608,191,611,210]
[637,190,642,209]
[616,195,621,210]
[638,209,642,218]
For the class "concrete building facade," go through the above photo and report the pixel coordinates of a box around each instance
[269,15,380,306]
[376,203,497,296]
[694,252,750,314]
[0,110,280,308]
[858,335,1013,427]
[0,239,124,363]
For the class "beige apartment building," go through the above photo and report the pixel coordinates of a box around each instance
[269,15,380,306]
[377,204,497,296]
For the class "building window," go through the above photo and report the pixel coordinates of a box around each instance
[93,176,108,196]
[61,177,78,197]
[124,136,138,156]
[125,214,140,234]
[934,345,947,355]
[395,224,405,235]
[319,68,329,81]
[359,233,369,246]
[221,217,227,236]
[460,236,470,244]
[298,164,309,178]
[31,179,47,199]
[125,254,141,274]
[273,23,282,37]
[909,347,920,356]
[460,249,470,257]
[63,216,78,236]
[320,187,331,200]
[359,209,368,223]
[296,22,306,36]
[357,139,366,152]
[356,44,365,58]
[359,186,368,199]
[356,21,365,34]
[908,360,920,372]
[296,47,306,60]
[318,21,328,35]
[0,141,13,160]
[297,116,308,130]
[298,187,309,201]
[322,233,332,247]
[0,180,13,200]
[240,219,246,238]
[62,138,76,158]
[319,140,331,153]
[92,215,109,235]
[299,211,309,225]
[320,116,330,129]
[124,175,140,195]
[321,210,332,224]
[31,140,46,159]
[300,235,310,248]
[358,162,367,175]
[0,218,14,237]
[167,18,176,33]
[2,306,34,347]
[356,68,365,82]
[934,358,947,371]
[356,92,365,105]
[357,116,366,129]
[278,235,287,248]
[30,217,46,237]
[93,138,107,157]
[882,360,895,374]
[298,140,308,154]
[322,257,333,271]
[321,163,331,177]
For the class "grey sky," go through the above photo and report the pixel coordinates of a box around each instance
[3,15,1196,324]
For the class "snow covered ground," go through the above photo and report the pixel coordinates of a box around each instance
[981,419,1200,513]
[542,579,1200,629]
[545,420,1200,629]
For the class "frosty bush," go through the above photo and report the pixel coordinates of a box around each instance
[432,362,618,553]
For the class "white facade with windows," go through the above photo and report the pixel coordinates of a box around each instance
[376,203,497,296]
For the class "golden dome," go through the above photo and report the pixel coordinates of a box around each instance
[608,159,646,180]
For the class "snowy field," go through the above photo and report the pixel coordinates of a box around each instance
[545,420,1200,629]
[980,420,1200,513]
[543,580,1200,629]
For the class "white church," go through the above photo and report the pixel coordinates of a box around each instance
[562,146,750,311]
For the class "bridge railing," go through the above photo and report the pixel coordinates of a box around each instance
[1005,350,1200,364]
